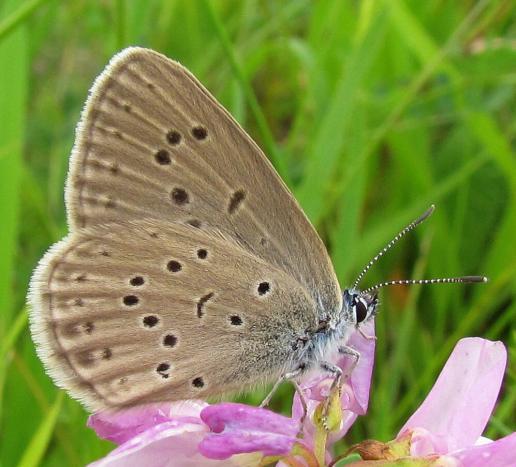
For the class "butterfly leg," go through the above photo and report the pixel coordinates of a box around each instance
[260,368,303,408]
[338,345,361,379]
[318,347,360,430]
[291,379,309,429]
[358,327,377,341]
[319,362,342,430]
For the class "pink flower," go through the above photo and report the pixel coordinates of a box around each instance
[87,323,377,466]
[345,338,515,466]
[88,401,298,466]
[87,401,225,466]
[88,401,207,445]
[398,337,516,465]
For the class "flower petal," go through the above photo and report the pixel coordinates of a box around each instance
[199,403,299,460]
[201,403,299,436]
[450,432,516,467]
[399,338,507,453]
[344,319,376,415]
[88,420,217,466]
[199,430,298,460]
[88,400,207,445]
[407,427,450,458]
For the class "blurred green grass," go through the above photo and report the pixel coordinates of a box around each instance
[0,0,514,465]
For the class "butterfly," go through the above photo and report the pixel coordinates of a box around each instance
[29,48,485,412]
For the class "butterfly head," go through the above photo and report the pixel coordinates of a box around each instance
[342,289,378,327]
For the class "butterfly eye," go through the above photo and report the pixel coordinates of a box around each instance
[355,299,368,324]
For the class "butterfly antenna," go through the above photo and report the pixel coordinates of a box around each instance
[352,205,436,289]
[362,275,488,295]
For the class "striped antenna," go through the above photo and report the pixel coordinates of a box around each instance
[362,276,488,295]
[352,205,436,289]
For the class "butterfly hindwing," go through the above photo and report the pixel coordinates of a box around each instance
[30,220,318,410]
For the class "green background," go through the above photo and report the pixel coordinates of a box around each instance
[0,0,514,465]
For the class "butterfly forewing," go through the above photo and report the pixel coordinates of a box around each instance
[66,47,341,313]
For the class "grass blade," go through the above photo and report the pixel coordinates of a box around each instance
[0,0,50,42]
[202,0,290,183]
[0,308,28,362]
[17,392,64,467]
[0,0,27,342]
[295,9,387,220]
